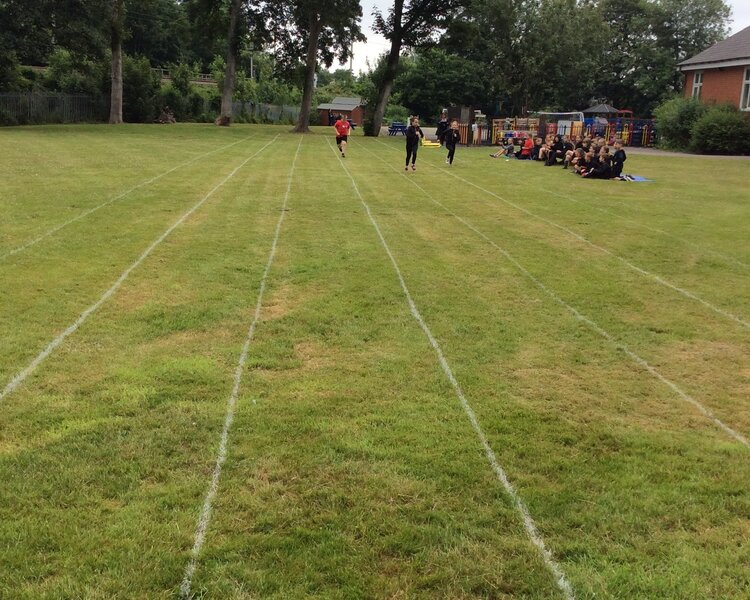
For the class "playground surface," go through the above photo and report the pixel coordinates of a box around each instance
[1,124,749,599]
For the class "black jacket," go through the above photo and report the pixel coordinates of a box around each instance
[612,149,627,176]
[436,119,449,138]
[445,129,461,147]
[406,125,424,145]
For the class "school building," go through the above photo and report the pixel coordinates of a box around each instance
[678,25,750,111]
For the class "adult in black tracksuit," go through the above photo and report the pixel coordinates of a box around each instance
[405,116,424,171]
[445,120,461,165]
[436,111,449,145]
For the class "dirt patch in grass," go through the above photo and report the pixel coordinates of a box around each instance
[294,341,332,371]
[261,282,296,320]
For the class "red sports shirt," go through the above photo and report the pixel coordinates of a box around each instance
[334,119,350,136]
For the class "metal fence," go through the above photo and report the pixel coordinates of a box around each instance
[0,93,107,125]
[231,101,300,123]
[0,93,300,126]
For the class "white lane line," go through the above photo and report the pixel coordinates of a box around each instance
[179,136,303,599]
[357,141,750,450]
[0,136,279,404]
[540,188,750,271]
[328,138,576,600]
[372,139,750,331]
[0,135,257,261]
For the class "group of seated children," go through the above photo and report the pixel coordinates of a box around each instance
[490,134,627,179]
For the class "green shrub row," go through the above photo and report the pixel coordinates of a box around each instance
[5,49,305,125]
[654,97,750,155]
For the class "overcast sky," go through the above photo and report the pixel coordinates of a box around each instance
[350,0,750,74]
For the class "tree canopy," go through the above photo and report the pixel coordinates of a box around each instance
[0,0,734,122]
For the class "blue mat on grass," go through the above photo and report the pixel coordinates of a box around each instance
[620,174,653,182]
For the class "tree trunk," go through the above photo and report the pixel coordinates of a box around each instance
[217,0,242,126]
[367,0,404,137]
[108,0,124,124]
[295,16,322,133]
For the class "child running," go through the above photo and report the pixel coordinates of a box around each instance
[405,116,424,171]
[333,114,350,157]
[445,120,461,166]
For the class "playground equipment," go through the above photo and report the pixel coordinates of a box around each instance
[491,117,540,143]
[488,113,656,147]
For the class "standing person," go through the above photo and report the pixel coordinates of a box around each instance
[405,116,424,171]
[334,114,350,157]
[436,110,449,146]
[445,120,461,166]
[611,140,627,178]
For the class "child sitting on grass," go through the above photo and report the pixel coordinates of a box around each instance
[490,137,515,159]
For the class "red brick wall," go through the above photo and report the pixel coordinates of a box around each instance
[683,66,748,108]
[317,106,364,126]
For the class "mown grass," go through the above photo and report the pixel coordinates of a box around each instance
[0,124,749,599]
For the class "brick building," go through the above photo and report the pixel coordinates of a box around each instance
[678,26,750,110]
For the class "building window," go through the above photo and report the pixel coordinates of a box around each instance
[692,71,703,99]
[742,68,750,111]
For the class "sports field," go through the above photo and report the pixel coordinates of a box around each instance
[1,124,749,599]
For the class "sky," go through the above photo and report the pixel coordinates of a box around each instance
[349,0,750,75]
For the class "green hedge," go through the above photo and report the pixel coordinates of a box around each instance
[689,106,750,155]
[654,96,750,155]
[653,97,707,149]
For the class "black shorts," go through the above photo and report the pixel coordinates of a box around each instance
[336,135,348,144]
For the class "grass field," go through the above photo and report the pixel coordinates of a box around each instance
[1,123,749,599]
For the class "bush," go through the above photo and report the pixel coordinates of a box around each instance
[158,85,185,120]
[45,48,108,96]
[169,62,196,98]
[0,48,19,92]
[653,96,707,148]
[384,103,409,125]
[122,55,160,123]
[689,106,750,155]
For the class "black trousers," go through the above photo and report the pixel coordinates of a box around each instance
[446,144,456,164]
[406,142,418,165]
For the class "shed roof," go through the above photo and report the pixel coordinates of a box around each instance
[679,25,750,68]
[316,96,363,111]
[583,103,619,114]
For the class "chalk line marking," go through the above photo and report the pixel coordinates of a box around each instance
[372,138,750,332]
[357,140,749,450]
[1,135,257,261]
[179,136,302,599]
[329,138,576,599]
[0,136,279,404]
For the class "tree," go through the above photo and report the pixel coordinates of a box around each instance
[109,0,126,124]
[124,0,191,66]
[214,0,243,125]
[367,0,463,136]
[267,0,363,133]
[396,48,488,118]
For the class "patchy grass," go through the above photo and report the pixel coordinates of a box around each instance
[1,124,749,599]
